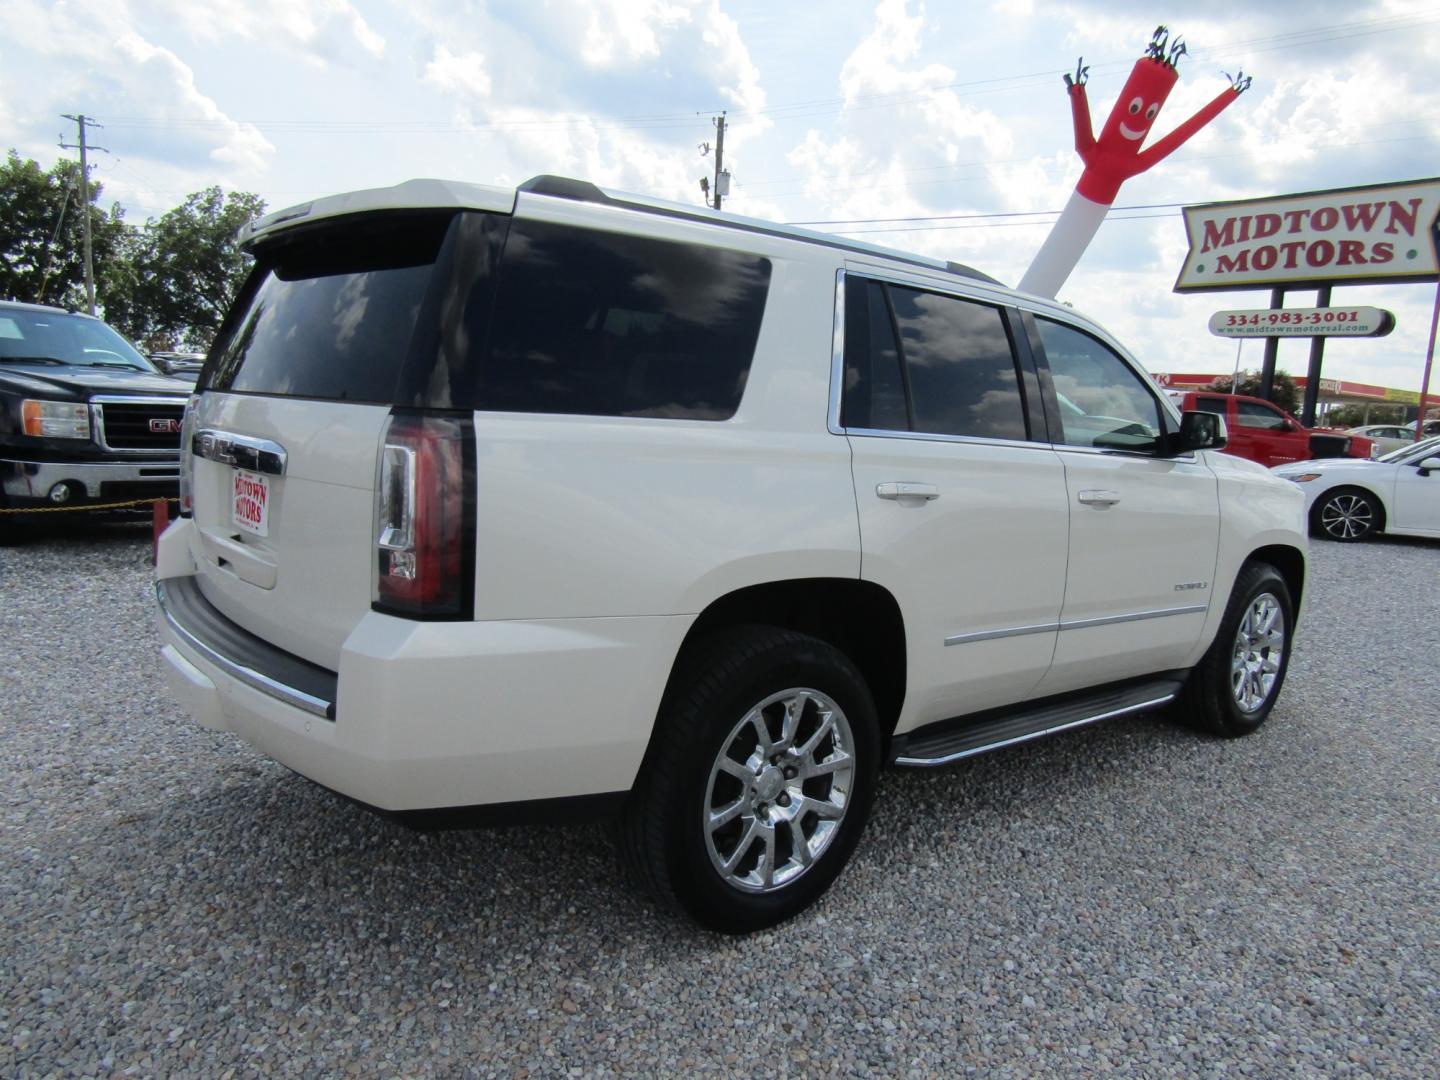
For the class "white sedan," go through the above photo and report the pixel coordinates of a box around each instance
[1272,436,1440,542]
[1346,424,1415,456]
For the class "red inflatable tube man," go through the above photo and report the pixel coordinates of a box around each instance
[1019,26,1251,298]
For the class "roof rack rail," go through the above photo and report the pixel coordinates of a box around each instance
[517,174,1001,287]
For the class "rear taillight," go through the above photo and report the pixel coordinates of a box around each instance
[178,394,199,516]
[372,412,474,619]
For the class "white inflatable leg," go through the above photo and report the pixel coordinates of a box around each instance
[1017,191,1110,299]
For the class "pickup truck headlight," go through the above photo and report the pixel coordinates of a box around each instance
[21,399,91,439]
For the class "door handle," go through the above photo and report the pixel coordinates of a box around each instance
[876,482,939,501]
[1077,489,1121,507]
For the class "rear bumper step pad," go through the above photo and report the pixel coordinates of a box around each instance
[157,576,338,720]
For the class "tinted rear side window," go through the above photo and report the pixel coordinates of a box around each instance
[470,220,771,420]
[886,285,1027,441]
[1194,396,1228,415]
[206,212,454,403]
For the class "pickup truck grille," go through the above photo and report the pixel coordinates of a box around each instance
[94,399,187,451]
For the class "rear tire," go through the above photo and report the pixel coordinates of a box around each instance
[618,625,880,933]
[1311,487,1379,542]
[1179,562,1294,738]
[0,496,24,545]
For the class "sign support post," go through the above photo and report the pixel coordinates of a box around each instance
[1259,286,1285,402]
[1301,285,1333,426]
[1416,280,1440,442]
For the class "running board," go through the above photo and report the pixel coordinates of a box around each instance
[890,676,1185,768]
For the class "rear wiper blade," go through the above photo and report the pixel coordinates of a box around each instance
[0,355,67,365]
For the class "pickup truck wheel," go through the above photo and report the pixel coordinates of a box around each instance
[1179,562,1293,737]
[618,626,879,933]
[1312,488,1379,542]
[0,497,23,545]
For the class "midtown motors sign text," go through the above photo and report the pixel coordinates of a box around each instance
[1174,178,1440,292]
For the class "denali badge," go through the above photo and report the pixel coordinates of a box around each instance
[149,418,182,433]
[1174,581,1210,592]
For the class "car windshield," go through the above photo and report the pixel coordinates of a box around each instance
[0,309,155,371]
[1378,434,1440,464]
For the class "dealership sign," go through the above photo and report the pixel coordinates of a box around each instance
[1208,306,1395,338]
[1174,178,1440,292]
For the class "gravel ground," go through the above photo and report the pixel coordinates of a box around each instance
[1,519,1437,1077]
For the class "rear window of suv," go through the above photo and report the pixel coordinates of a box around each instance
[205,212,455,403]
[470,220,771,420]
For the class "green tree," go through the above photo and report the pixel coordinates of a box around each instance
[112,187,266,350]
[0,151,132,309]
[1207,369,1302,416]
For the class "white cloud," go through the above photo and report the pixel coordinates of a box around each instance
[151,0,385,66]
[0,1,274,182]
[745,1,1030,275]
[408,0,765,204]
[423,46,493,100]
[112,34,273,172]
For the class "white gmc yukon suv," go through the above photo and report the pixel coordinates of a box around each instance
[156,176,1307,932]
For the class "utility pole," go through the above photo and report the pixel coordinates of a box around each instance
[60,114,107,315]
[698,111,730,211]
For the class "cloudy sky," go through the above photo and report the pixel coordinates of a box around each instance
[4,0,1439,392]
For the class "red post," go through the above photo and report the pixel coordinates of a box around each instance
[1416,280,1440,442]
[151,498,171,560]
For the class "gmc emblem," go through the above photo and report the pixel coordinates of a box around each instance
[149,418,182,434]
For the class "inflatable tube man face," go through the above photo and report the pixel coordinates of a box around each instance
[1096,59,1179,158]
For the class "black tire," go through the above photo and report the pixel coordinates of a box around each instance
[618,625,880,933]
[0,497,24,546]
[1179,562,1294,737]
[1311,487,1380,542]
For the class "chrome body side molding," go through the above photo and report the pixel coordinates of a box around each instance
[945,604,1208,647]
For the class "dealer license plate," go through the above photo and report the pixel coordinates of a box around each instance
[232,469,270,537]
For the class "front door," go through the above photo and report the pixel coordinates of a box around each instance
[1026,316,1221,697]
[837,272,1070,731]
[1391,455,1440,532]
[1234,398,1302,467]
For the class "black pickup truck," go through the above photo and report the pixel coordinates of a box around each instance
[0,299,192,535]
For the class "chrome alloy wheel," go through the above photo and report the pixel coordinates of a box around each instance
[703,688,855,894]
[1230,592,1286,713]
[1320,492,1374,539]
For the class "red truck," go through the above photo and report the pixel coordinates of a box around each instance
[1169,391,1375,468]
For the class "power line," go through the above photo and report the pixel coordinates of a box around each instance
[787,202,1189,226]
[830,212,1177,237]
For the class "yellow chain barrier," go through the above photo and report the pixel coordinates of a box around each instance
[0,497,179,515]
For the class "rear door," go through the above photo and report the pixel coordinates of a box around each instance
[187,211,468,670]
[840,271,1070,729]
[1025,315,1219,697]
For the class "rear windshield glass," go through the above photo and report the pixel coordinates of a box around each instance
[204,212,453,403]
[469,220,771,420]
